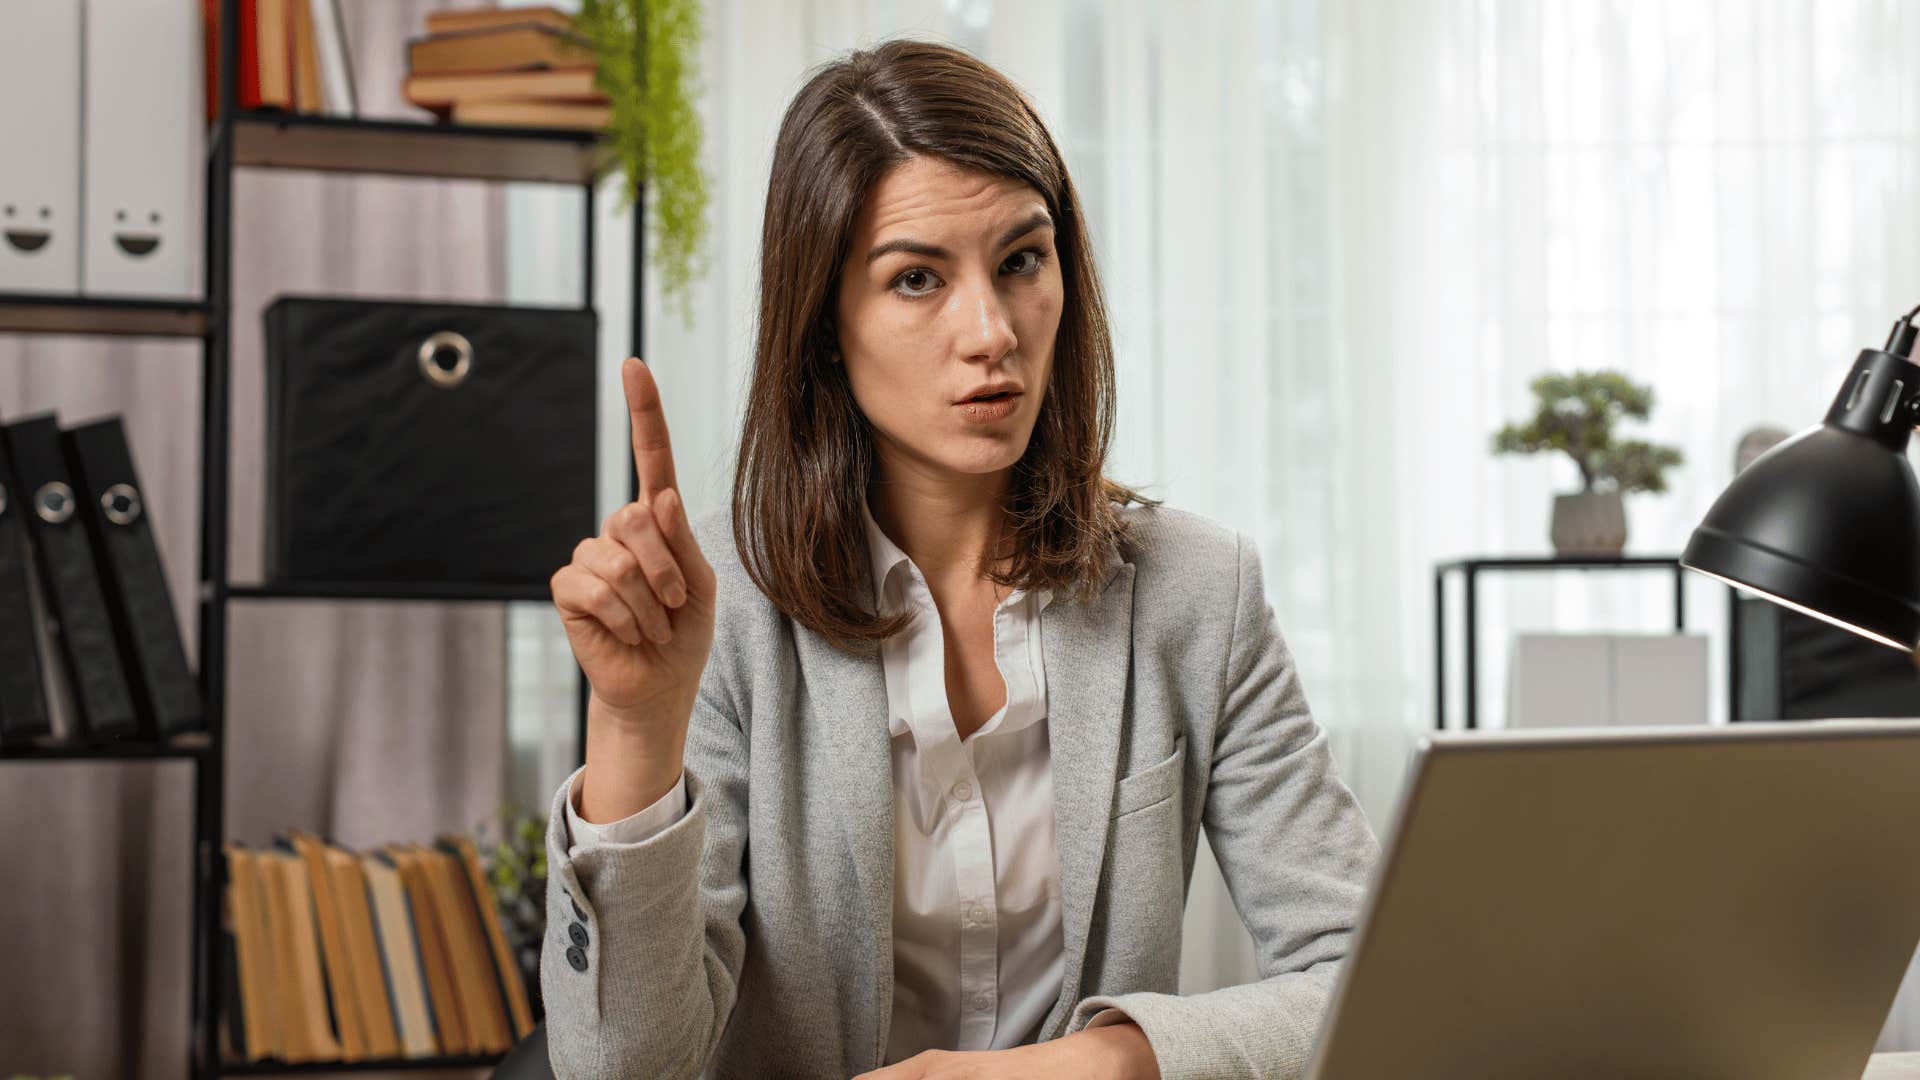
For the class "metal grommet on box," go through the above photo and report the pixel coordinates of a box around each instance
[417,329,473,389]
[33,481,73,524]
[101,483,142,526]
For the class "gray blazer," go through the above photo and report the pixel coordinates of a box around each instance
[540,502,1381,1079]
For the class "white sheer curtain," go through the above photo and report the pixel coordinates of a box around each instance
[1335,0,1920,1047]
[504,0,1920,1045]
[1369,0,1920,739]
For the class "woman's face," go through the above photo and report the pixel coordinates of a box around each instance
[833,155,1063,484]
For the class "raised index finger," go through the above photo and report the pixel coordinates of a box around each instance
[623,356,678,500]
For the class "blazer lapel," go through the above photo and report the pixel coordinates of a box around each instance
[800,625,897,1070]
[1039,550,1137,1040]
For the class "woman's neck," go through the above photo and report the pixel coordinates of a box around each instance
[867,467,1013,584]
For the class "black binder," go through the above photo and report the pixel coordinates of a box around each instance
[0,429,53,746]
[1,413,141,742]
[63,415,203,737]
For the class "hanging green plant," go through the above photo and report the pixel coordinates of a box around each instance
[574,0,713,329]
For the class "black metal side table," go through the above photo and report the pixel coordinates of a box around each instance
[1435,555,1688,730]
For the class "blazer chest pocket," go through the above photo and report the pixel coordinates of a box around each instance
[1114,733,1187,817]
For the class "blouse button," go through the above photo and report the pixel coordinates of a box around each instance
[972,991,993,1012]
[951,781,973,802]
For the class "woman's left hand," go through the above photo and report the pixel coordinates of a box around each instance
[850,1023,1161,1080]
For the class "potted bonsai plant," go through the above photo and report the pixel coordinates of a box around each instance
[1492,370,1685,556]
[574,0,713,329]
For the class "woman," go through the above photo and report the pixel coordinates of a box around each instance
[542,37,1379,1080]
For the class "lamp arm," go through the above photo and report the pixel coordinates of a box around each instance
[1865,303,1920,430]
[1884,304,1920,359]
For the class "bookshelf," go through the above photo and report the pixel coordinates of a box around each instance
[0,294,213,337]
[226,111,609,183]
[0,1,637,1074]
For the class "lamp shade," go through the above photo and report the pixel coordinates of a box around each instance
[1681,343,1920,651]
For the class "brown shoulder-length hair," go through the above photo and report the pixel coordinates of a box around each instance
[732,36,1159,656]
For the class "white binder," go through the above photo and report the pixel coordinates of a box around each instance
[1507,633,1613,728]
[83,0,203,299]
[0,0,83,295]
[1508,632,1709,727]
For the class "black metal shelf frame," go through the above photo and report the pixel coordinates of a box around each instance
[226,581,557,603]
[219,1052,508,1075]
[0,1,646,1073]
[1433,555,1689,731]
[0,736,211,761]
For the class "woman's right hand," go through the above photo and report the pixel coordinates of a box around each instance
[550,356,717,736]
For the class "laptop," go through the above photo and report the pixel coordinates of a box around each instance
[1304,719,1920,1079]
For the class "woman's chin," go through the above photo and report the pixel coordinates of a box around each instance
[928,443,1030,477]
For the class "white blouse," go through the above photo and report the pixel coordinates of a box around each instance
[562,496,1125,1061]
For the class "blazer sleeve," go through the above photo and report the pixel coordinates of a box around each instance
[563,767,689,854]
[1061,529,1382,1080]
[539,687,751,1079]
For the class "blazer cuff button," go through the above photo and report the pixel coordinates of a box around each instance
[566,945,588,972]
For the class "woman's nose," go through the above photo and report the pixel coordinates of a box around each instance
[953,275,1018,357]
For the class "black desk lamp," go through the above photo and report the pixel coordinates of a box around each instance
[1681,304,1920,653]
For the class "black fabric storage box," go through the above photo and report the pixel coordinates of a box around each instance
[263,295,596,585]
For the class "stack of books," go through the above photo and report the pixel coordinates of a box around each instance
[401,5,609,131]
[218,830,537,1064]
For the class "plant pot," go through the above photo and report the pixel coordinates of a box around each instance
[1550,490,1627,556]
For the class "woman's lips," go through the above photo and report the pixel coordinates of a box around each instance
[955,393,1021,423]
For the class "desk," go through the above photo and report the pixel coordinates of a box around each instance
[1869,1052,1920,1078]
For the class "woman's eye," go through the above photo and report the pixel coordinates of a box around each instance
[894,269,939,297]
[889,248,1050,300]
[1005,249,1042,274]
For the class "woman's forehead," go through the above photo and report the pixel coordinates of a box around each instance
[856,157,1044,241]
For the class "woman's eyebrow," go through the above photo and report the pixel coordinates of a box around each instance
[865,209,1055,265]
